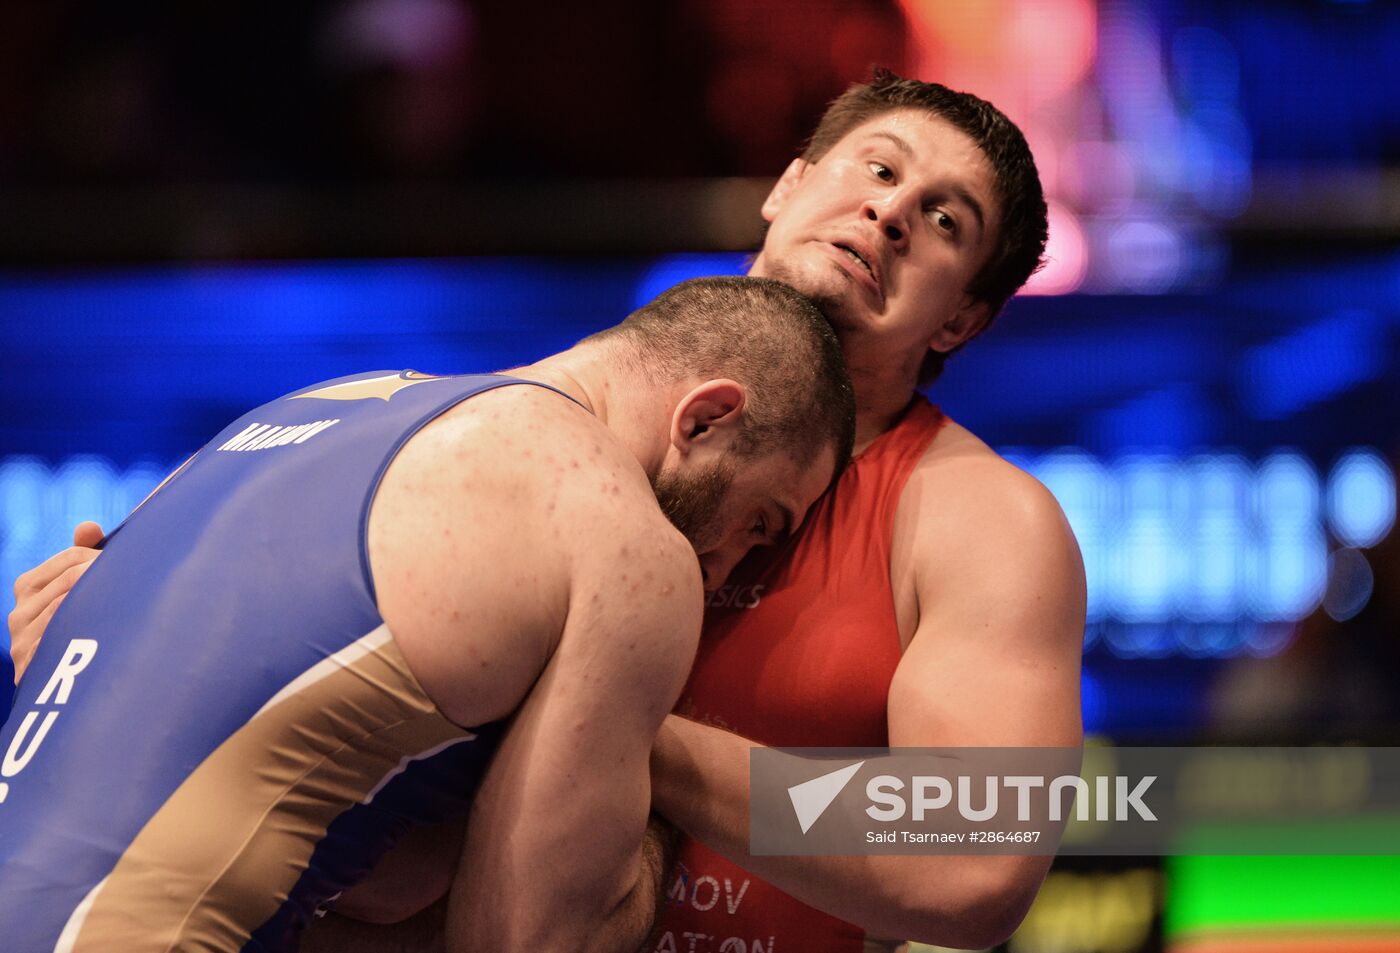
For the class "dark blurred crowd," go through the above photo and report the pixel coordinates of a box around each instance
[0,0,906,185]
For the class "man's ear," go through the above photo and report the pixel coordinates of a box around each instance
[671,379,747,453]
[929,298,993,353]
[760,158,809,223]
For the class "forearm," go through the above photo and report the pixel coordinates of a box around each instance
[446,628,693,953]
[650,715,1044,948]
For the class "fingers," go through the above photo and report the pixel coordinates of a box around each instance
[7,525,104,686]
[9,548,100,664]
[12,544,101,604]
[12,557,95,637]
[10,590,70,685]
[9,559,95,684]
[72,521,105,548]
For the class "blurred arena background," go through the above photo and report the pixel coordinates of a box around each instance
[2,1,1398,951]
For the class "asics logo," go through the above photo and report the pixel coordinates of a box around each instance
[705,584,765,610]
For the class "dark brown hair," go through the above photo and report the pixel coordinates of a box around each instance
[597,276,856,474]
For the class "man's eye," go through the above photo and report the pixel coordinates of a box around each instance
[869,162,894,182]
[933,210,957,233]
[752,517,768,538]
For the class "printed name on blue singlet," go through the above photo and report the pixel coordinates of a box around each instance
[217,420,341,453]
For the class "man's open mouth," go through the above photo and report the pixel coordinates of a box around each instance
[834,243,874,279]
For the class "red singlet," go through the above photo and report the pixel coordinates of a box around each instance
[651,397,946,953]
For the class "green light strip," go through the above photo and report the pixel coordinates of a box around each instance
[1166,855,1400,937]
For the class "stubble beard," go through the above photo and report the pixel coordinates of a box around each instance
[650,456,737,553]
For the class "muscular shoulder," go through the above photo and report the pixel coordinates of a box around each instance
[892,418,1084,622]
[910,420,1068,539]
[384,383,666,539]
[474,384,695,579]
[466,387,704,720]
[888,423,1086,754]
[369,383,698,721]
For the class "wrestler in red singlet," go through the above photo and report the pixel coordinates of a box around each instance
[651,397,945,953]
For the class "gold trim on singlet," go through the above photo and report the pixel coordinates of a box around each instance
[289,371,442,403]
[56,623,472,953]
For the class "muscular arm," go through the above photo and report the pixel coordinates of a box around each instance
[447,532,701,953]
[650,460,1085,948]
[365,385,703,953]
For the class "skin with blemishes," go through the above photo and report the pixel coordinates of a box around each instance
[362,342,834,952]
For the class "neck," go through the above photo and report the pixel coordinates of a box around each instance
[505,343,672,479]
[825,324,924,454]
[748,252,920,454]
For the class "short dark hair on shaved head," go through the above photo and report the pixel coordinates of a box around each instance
[597,276,855,473]
[803,68,1049,386]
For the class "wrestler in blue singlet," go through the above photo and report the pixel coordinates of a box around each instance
[0,371,562,952]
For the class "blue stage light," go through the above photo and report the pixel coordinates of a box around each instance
[1081,669,1106,734]
[1327,450,1396,549]
[632,254,749,310]
[1254,453,1320,525]
[1240,311,1388,420]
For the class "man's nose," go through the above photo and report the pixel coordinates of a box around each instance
[861,194,910,249]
